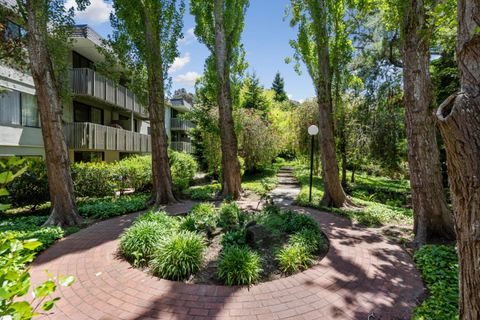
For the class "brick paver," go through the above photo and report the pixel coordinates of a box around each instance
[30,174,424,320]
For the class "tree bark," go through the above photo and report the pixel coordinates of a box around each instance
[25,0,82,227]
[213,0,242,199]
[436,0,480,317]
[313,0,350,208]
[144,9,176,205]
[402,0,454,246]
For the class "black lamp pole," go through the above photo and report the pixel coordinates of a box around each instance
[309,134,314,203]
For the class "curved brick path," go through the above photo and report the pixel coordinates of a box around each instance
[31,172,424,320]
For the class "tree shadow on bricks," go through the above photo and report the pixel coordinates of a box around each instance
[301,222,424,319]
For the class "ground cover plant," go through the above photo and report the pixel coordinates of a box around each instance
[413,245,458,320]
[119,202,328,286]
[186,160,287,201]
[0,193,151,254]
[293,163,413,227]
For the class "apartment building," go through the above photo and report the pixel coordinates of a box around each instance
[0,23,194,162]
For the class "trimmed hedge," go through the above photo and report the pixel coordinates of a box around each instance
[4,152,198,208]
[72,162,117,197]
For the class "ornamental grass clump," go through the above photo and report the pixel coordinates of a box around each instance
[288,229,326,254]
[217,246,261,286]
[150,231,205,280]
[181,203,218,235]
[119,220,164,266]
[276,245,314,275]
[136,210,179,231]
[286,213,319,234]
[218,202,246,230]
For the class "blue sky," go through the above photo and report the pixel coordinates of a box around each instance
[68,0,314,101]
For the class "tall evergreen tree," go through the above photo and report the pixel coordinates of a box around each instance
[271,72,288,102]
[288,0,352,208]
[398,0,454,246]
[437,0,480,316]
[4,0,88,227]
[242,73,267,112]
[109,0,185,205]
[190,0,249,199]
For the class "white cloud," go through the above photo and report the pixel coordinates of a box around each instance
[179,28,196,45]
[298,99,305,104]
[169,53,190,73]
[66,0,113,26]
[174,71,201,87]
[287,93,293,100]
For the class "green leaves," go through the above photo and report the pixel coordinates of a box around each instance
[217,245,261,286]
[33,281,56,298]
[413,245,458,319]
[0,157,28,213]
[0,233,75,319]
[22,241,42,251]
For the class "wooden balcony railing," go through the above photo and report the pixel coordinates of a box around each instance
[70,68,148,118]
[170,141,193,153]
[171,118,195,131]
[65,122,151,153]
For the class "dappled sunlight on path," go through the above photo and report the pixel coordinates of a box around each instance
[30,172,424,319]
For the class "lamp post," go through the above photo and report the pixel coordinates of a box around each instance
[308,125,319,203]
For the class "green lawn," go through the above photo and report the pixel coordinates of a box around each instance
[293,163,413,227]
[187,159,292,200]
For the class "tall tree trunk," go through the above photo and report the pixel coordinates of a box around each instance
[213,0,242,199]
[313,0,350,208]
[144,10,176,205]
[402,0,454,247]
[436,0,480,317]
[25,0,82,227]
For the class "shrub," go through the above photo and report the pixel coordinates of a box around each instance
[71,162,116,197]
[78,194,148,219]
[217,246,261,286]
[256,205,294,238]
[119,220,164,266]
[218,202,246,230]
[150,231,205,280]
[170,151,198,190]
[6,158,49,208]
[413,245,458,320]
[187,183,221,200]
[182,203,217,235]
[276,245,314,275]
[115,155,152,192]
[289,229,326,254]
[221,229,247,248]
[136,210,180,231]
[286,213,319,234]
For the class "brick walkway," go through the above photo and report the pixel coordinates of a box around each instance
[31,174,424,320]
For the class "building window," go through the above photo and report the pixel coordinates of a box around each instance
[21,93,39,127]
[73,102,103,125]
[0,90,21,125]
[74,151,104,163]
[0,90,39,127]
[72,51,94,69]
[3,20,25,41]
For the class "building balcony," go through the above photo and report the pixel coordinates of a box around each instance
[65,122,151,153]
[171,118,195,131]
[170,141,193,153]
[70,68,148,118]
